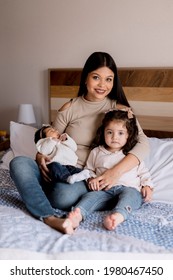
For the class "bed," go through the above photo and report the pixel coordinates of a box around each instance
[1,67,173,260]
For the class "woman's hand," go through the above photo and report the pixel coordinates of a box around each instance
[96,167,121,190]
[141,186,153,202]
[97,154,140,190]
[36,153,51,182]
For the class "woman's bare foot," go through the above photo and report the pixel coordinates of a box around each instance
[103,212,124,230]
[68,208,82,229]
[44,216,74,234]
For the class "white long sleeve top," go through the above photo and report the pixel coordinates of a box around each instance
[85,146,154,191]
[36,134,78,166]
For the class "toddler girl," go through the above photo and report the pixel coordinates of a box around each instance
[65,109,153,233]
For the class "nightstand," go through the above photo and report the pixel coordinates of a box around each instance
[0,138,10,152]
[0,138,10,162]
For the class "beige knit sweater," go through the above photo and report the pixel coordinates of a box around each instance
[53,96,149,167]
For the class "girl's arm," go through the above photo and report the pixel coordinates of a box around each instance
[141,186,153,202]
[84,149,97,178]
[84,148,99,190]
[138,161,154,202]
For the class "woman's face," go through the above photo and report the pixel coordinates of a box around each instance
[85,67,114,101]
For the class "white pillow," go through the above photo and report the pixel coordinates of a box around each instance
[10,121,37,158]
[144,137,173,204]
[0,121,37,169]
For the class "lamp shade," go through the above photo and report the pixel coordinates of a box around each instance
[18,104,36,124]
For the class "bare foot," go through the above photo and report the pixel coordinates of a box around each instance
[44,216,74,234]
[68,208,82,229]
[103,212,124,231]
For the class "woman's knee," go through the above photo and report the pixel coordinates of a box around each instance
[10,156,39,181]
[10,156,35,170]
[50,181,88,210]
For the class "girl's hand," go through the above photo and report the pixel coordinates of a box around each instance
[36,153,51,182]
[96,167,121,190]
[141,186,153,202]
[87,177,100,191]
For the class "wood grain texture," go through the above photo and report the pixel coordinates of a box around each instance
[118,68,173,87]
[49,68,173,87]
[49,68,173,137]
[50,85,173,102]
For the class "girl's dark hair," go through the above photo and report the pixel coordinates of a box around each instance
[78,52,130,107]
[34,125,51,143]
[92,110,138,155]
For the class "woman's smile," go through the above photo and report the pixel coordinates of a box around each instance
[85,66,114,101]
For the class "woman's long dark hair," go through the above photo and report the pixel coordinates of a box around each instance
[78,52,130,107]
[92,110,138,155]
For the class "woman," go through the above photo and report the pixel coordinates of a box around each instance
[10,52,149,234]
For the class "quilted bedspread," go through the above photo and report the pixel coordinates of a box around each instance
[0,169,173,257]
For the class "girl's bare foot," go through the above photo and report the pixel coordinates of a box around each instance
[44,216,74,234]
[68,208,82,229]
[103,212,124,230]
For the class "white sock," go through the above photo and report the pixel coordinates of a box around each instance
[67,170,90,184]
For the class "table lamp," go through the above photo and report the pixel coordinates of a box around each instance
[18,104,36,125]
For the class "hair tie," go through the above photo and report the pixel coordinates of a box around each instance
[127,108,134,119]
[105,108,134,119]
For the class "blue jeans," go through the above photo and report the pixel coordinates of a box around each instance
[48,162,82,182]
[9,156,88,219]
[74,185,143,220]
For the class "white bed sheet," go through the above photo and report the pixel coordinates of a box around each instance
[1,136,173,259]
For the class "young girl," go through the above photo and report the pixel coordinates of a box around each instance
[66,109,153,233]
[34,125,90,183]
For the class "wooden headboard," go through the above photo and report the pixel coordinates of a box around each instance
[48,68,173,138]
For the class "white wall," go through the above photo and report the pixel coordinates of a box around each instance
[1,0,173,132]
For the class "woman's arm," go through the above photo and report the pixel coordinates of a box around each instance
[130,119,150,162]
[36,100,72,181]
[97,153,139,190]
[52,100,72,132]
[35,152,51,182]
